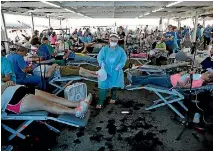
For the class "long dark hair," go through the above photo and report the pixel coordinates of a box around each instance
[52,32,56,37]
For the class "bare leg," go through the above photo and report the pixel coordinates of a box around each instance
[35,89,79,107]
[20,94,76,115]
[79,67,97,78]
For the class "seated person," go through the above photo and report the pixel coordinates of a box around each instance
[181,33,192,48]
[37,37,55,60]
[1,49,16,84]
[201,45,213,70]
[79,33,95,53]
[33,64,99,79]
[37,38,65,65]
[131,70,213,89]
[149,36,168,65]
[7,46,45,89]
[1,81,91,118]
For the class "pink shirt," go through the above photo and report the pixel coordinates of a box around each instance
[50,35,57,44]
[170,73,203,88]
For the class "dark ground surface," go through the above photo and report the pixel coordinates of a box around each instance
[51,81,213,151]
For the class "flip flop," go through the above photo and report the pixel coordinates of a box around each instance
[109,99,115,104]
[96,105,102,109]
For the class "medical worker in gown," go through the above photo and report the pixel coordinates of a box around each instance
[96,34,127,109]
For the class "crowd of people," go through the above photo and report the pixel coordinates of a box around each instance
[1,23,213,119]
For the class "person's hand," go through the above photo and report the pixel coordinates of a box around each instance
[6,81,15,87]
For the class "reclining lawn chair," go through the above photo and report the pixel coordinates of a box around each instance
[126,72,213,119]
[49,69,97,95]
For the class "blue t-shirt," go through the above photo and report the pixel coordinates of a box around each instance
[165,31,175,46]
[203,27,211,38]
[1,56,16,83]
[37,44,52,60]
[79,36,93,43]
[7,54,28,80]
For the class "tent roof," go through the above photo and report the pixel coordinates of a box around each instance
[2,1,213,19]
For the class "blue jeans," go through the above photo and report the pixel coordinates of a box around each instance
[17,75,46,90]
[74,54,97,63]
[131,74,173,88]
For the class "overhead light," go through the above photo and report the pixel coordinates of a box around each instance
[144,13,150,16]
[135,17,139,19]
[139,15,143,17]
[42,1,61,8]
[64,8,76,13]
[152,8,164,12]
[166,1,183,7]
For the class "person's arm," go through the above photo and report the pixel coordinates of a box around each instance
[97,47,105,67]
[17,56,32,73]
[1,81,15,95]
[1,59,14,82]
[116,49,127,70]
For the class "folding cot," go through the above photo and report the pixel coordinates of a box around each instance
[126,62,190,75]
[126,72,213,119]
[2,110,90,141]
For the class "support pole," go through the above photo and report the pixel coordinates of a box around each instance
[159,17,163,31]
[192,11,198,43]
[31,13,34,34]
[1,10,9,54]
[167,18,170,26]
[178,16,181,29]
[49,16,51,28]
[202,17,206,27]
[60,19,62,28]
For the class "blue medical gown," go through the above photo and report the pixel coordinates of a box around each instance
[97,45,127,89]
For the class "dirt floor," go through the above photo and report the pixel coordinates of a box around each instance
[50,81,213,151]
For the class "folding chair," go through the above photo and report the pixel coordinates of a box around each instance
[1,110,90,141]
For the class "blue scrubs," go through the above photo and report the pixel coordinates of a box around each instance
[37,44,52,60]
[97,45,127,89]
[7,54,45,89]
[1,56,16,83]
[196,27,201,40]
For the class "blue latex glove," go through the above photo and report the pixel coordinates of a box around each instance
[101,62,105,69]
[115,65,121,71]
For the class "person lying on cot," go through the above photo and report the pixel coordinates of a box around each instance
[33,64,99,79]
[1,81,91,118]
[7,46,45,89]
[131,70,213,89]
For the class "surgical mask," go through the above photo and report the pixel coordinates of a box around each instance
[110,42,117,47]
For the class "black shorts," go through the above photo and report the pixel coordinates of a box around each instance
[9,86,35,105]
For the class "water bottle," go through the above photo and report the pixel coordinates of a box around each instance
[193,113,200,124]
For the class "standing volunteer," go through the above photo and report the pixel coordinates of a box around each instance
[96,34,127,109]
